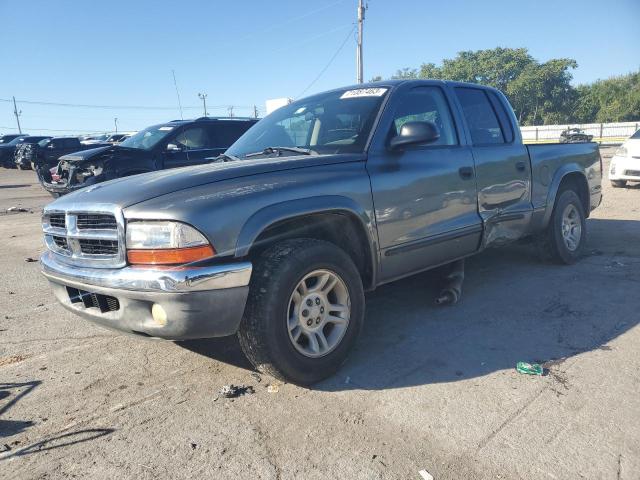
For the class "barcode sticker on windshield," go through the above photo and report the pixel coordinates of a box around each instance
[340,88,387,99]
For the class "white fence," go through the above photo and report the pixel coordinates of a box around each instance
[521,121,639,145]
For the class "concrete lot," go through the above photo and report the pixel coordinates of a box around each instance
[1,147,639,479]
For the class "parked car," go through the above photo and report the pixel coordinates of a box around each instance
[13,136,53,169]
[105,133,132,144]
[609,129,640,187]
[81,134,110,145]
[39,80,602,385]
[0,133,29,144]
[39,116,257,196]
[0,134,32,167]
[560,128,593,143]
[30,137,109,173]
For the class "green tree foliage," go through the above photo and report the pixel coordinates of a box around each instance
[573,72,640,123]
[375,47,638,125]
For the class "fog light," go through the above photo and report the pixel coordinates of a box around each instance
[151,304,167,326]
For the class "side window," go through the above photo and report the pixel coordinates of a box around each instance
[64,139,78,149]
[390,87,457,146]
[487,91,514,143]
[211,122,253,148]
[51,139,64,149]
[455,88,505,145]
[175,126,210,150]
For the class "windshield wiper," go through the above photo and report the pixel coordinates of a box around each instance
[244,146,316,158]
[209,153,241,163]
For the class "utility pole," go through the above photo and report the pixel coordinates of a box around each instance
[114,117,118,133]
[356,0,365,84]
[253,105,259,118]
[198,93,208,117]
[227,106,234,118]
[12,96,22,134]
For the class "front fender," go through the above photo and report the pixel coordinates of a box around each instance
[235,195,379,288]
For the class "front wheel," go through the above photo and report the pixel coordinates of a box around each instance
[611,180,627,188]
[238,239,365,385]
[538,189,586,264]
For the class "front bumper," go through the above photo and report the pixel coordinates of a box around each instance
[41,251,252,340]
[609,155,640,181]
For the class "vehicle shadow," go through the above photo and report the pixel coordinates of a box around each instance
[0,428,114,460]
[0,381,41,438]
[180,218,639,391]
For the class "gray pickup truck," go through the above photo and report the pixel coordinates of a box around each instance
[40,80,602,384]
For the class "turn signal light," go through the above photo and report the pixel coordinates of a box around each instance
[127,245,215,265]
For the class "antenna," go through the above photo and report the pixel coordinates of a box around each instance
[172,70,184,120]
[12,96,22,133]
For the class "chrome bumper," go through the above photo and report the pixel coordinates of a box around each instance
[40,251,252,340]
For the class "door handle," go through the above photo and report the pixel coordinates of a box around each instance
[515,161,526,172]
[458,166,474,179]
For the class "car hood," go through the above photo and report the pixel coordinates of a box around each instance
[48,153,365,210]
[59,145,122,163]
[622,138,640,157]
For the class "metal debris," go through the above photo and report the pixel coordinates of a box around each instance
[219,384,254,398]
[7,207,30,213]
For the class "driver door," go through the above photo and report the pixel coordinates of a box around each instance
[367,85,482,282]
[164,125,213,168]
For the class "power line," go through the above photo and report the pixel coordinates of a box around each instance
[297,25,356,99]
[0,97,257,111]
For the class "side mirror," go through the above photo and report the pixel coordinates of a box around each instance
[166,143,182,152]
[389,121,440,150]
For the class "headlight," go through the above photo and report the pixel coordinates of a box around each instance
[615,146,628,157]
[126,221,215,265]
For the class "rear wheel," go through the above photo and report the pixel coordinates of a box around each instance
[538,189,586,264]
[611,180,627,188]
[238,239,365,385]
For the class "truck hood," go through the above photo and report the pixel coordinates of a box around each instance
[48,153,364,210]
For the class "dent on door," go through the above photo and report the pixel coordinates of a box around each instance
[472,145,532,247]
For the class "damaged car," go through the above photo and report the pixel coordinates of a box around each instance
[38,116,257,196]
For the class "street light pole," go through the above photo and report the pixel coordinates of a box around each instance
[198,93,208,117]
[356,0,365,84]
[114,117,118,133]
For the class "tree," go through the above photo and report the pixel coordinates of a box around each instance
[371,47,581,125]
[572,72,640,123]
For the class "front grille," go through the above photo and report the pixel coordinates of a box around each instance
[49,213,66,229]
[76,214,117,230]
[52,235,68,250]
[67,287,120,313]
[625,170,640,177]
[78,238,118,255]
[43,207,124,267]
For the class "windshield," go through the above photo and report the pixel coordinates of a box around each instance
[631,129,640,139]
[119,124,175,150]
[7,137,27,146]
[226,87,389,158]
[0,135,19,144]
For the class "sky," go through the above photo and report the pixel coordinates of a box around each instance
[1,0,638,135]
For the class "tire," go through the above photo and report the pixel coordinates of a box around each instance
[611,180,627,188]
[238,238,365,385]
[538,189,586,264]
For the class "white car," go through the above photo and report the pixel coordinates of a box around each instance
[609,129,640,187]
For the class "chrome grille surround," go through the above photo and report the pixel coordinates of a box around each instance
[42,204,126,268]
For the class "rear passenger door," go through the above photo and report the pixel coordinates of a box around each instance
[368,85,482,282]
[454,87,532,244]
